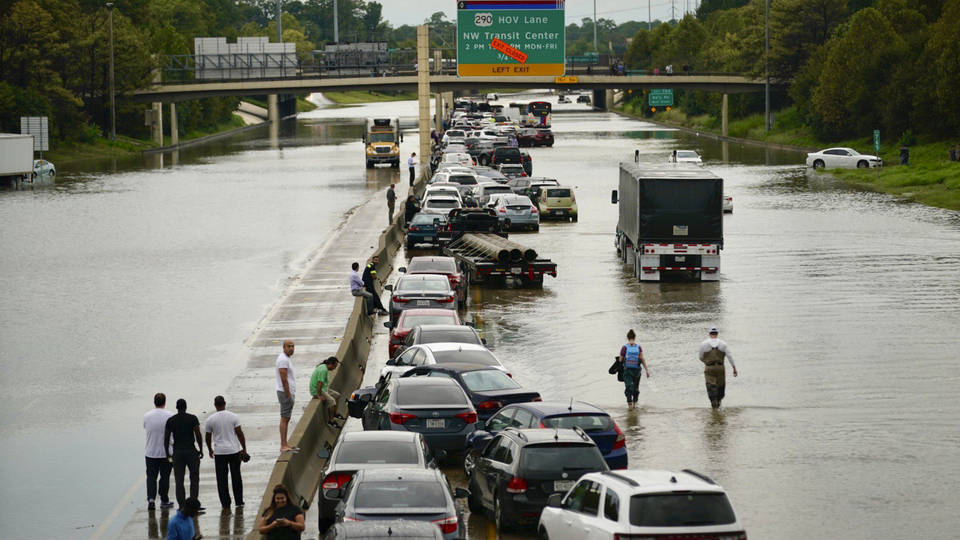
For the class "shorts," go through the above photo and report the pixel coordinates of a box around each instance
[320,389,340,408]
[277,391,295,418]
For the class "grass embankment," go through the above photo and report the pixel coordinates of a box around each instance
[616,103,960,211]
[322,90,419,104]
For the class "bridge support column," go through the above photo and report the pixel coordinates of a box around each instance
[170,102,178,146]
[151,102,163,145]
[417,26,431,172]
[606,89,615,110]
[721,93,729,138]
[267,94,279,123]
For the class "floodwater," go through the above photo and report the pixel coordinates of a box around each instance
[361,101,960,540]
[2,94,959,540]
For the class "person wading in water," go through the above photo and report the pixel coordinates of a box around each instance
[618,329,650,409]
[699,327,738,409]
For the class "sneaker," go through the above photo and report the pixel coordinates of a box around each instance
[327,420,342,429]
[334,413,347,421]
[236,502,245,508]
[148,501,155,510]
[160,501,175,508]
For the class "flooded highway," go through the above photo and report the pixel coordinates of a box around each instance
[3,94,960,540]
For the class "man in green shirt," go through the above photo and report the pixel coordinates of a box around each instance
[310,357,344,428]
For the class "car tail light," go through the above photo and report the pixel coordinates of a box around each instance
[521,172,527,177]
[507,372,513,378]
[409,225,421,232]
[506,477,527,494]
[393,296,410,303]
[455,411,478,424]
[716,533,748,540]
[531,207,538,213]
[478,400,504,410]
[433,516,459,535]
[437,294,456,303]
[531,397,542,402]
[389,412,416,424]
[322,473,352,490]
[572,194,576,202]
[613,422,626,450]
[498,207,506,213]
[343,516,361,522]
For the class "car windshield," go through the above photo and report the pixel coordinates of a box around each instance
[397,277,450,292]
[479,170,507,179]
[409,260,457,273]
[541,414,614,432]
[629,493,737,527]
[419,330,480,345]
[450,176,478,185]
[402,314,456,327]
[431,350,500,366]
[411,215,445,226]
[426,200,460,209]
[496,148,521,158]
[336,441,419,464]
[520,444,606,472]
[354,481,447,509]
[396,385,467,405]
[461,370,520,392]
[369,133,396,143]
[446,131,465,137]
[545,189,571,198]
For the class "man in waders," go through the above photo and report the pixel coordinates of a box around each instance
[699,327,737,409]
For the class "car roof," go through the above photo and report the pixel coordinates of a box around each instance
[407,362,499,373]
[398,274,450,283]
[513,400,608,416]
[334,520,444,539]
[409,256,456,263]
[340,431,420,443]
[357,468,444,482]
[497,195,532,204]
[582,469,726,494]
[419,342,489,353]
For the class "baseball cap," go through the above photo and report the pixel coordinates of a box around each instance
[709,327,719,333]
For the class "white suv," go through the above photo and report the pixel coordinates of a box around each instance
[538,469,746,540]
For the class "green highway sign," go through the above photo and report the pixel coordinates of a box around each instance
[648,89,674,107]
[457,1,565,77]
[874,130,880,152]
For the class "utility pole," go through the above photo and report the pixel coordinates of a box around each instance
[276,0,282,42]
[765,0,770,131]
[106,3,115,142]
[593,0,598,52]
[648,0,652,30]
[334,0,339,42]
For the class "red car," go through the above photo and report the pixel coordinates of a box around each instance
[400,256,466,303]
[383,308,461,358]
[516,128,554,147]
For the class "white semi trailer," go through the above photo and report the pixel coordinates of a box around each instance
[0,134,34,183]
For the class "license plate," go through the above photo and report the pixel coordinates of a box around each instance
[417,300,431,306]
[553,210,566,216]
[424,237,433,242]
[426,419,445,429]
[511,268,522,275]
[554,481,575,492]
[675,256,685,262]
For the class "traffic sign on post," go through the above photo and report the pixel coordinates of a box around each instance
[457,0,565,77]
[648,89,674,107]
[873,130,880,153]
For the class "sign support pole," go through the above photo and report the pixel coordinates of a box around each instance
[417,26,432,176]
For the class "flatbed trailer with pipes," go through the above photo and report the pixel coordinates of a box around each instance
[440,232,557,287]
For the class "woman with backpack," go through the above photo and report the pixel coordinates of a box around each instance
[618,329,650,408]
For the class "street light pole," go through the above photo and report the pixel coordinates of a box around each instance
[593,0,598,52]
[648,0,652,31]
[765,0,770,131]
[334,0,339,42]
[107,3,115,142]
[276,0,282,42]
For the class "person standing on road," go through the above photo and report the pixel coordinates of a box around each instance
[310,357,346,429]
[164,399,204,512]
[258,484,305,540]
[363,256,388,315]
[144,392,175,510]
[276,340,298,453]
[408,152,417,185]
[350,262,375,315]
[634,149,640,163]
[167,497,201,540]
[699,327,738,409]
[204,396,247,509]
[618,329,650,409]
[387,184,397,223]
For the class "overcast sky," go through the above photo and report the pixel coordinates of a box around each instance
[379,0,698,28]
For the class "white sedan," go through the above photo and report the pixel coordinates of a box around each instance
[806,147,881,169]
[32,159,56,179]
[670,150,703,165]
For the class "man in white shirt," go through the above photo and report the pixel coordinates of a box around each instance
[204,396,247,509]
[408,152,417,186]
[143,392,175,510]
[276,340,297,452]
[699,327,738,409]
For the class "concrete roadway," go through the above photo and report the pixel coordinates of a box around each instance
[112,178,409,540]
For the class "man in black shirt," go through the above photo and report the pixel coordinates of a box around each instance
[165,399,204,512]
[362,257,388,315]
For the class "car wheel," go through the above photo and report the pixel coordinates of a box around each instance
[539,527,550,540]
[467,479,484,513]
[463,448,481,477]
[813,159,825,170]
[494,493,510,532]
[572,215,578,222]
[857,160,869,168]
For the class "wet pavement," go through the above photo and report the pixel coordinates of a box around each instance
[3,94,960,540]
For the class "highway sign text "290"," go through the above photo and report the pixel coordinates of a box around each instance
[475,13,493,26]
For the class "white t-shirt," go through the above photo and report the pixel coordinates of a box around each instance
[204,410,242,455]
[144,408,174,459]
[276,353,296,395]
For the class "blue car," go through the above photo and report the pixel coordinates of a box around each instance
[407,212,447,249]
[462,401,627,476]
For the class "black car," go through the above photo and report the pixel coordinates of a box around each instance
[318,431,442,533]
[466,428,609,531]
[323,520,445,540]
[394,324,485,357]
[400,363,541,421]
[577,95,591,103]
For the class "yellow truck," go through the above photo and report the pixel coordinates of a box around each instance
[364,117,401,168]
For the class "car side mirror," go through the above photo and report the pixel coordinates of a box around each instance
[383,321,394,329]
[359,393,373,402]
[454,488,470,499]
[384,284,393,291]
[548,493,564,507]
[464,322,475,327]
[611,189,618,204]
[474,421,486,430]
[386,358,396,366]
[434,450,448,461]
[481,338,487,345]
[316,449,331,460]
[399,267,407,273]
